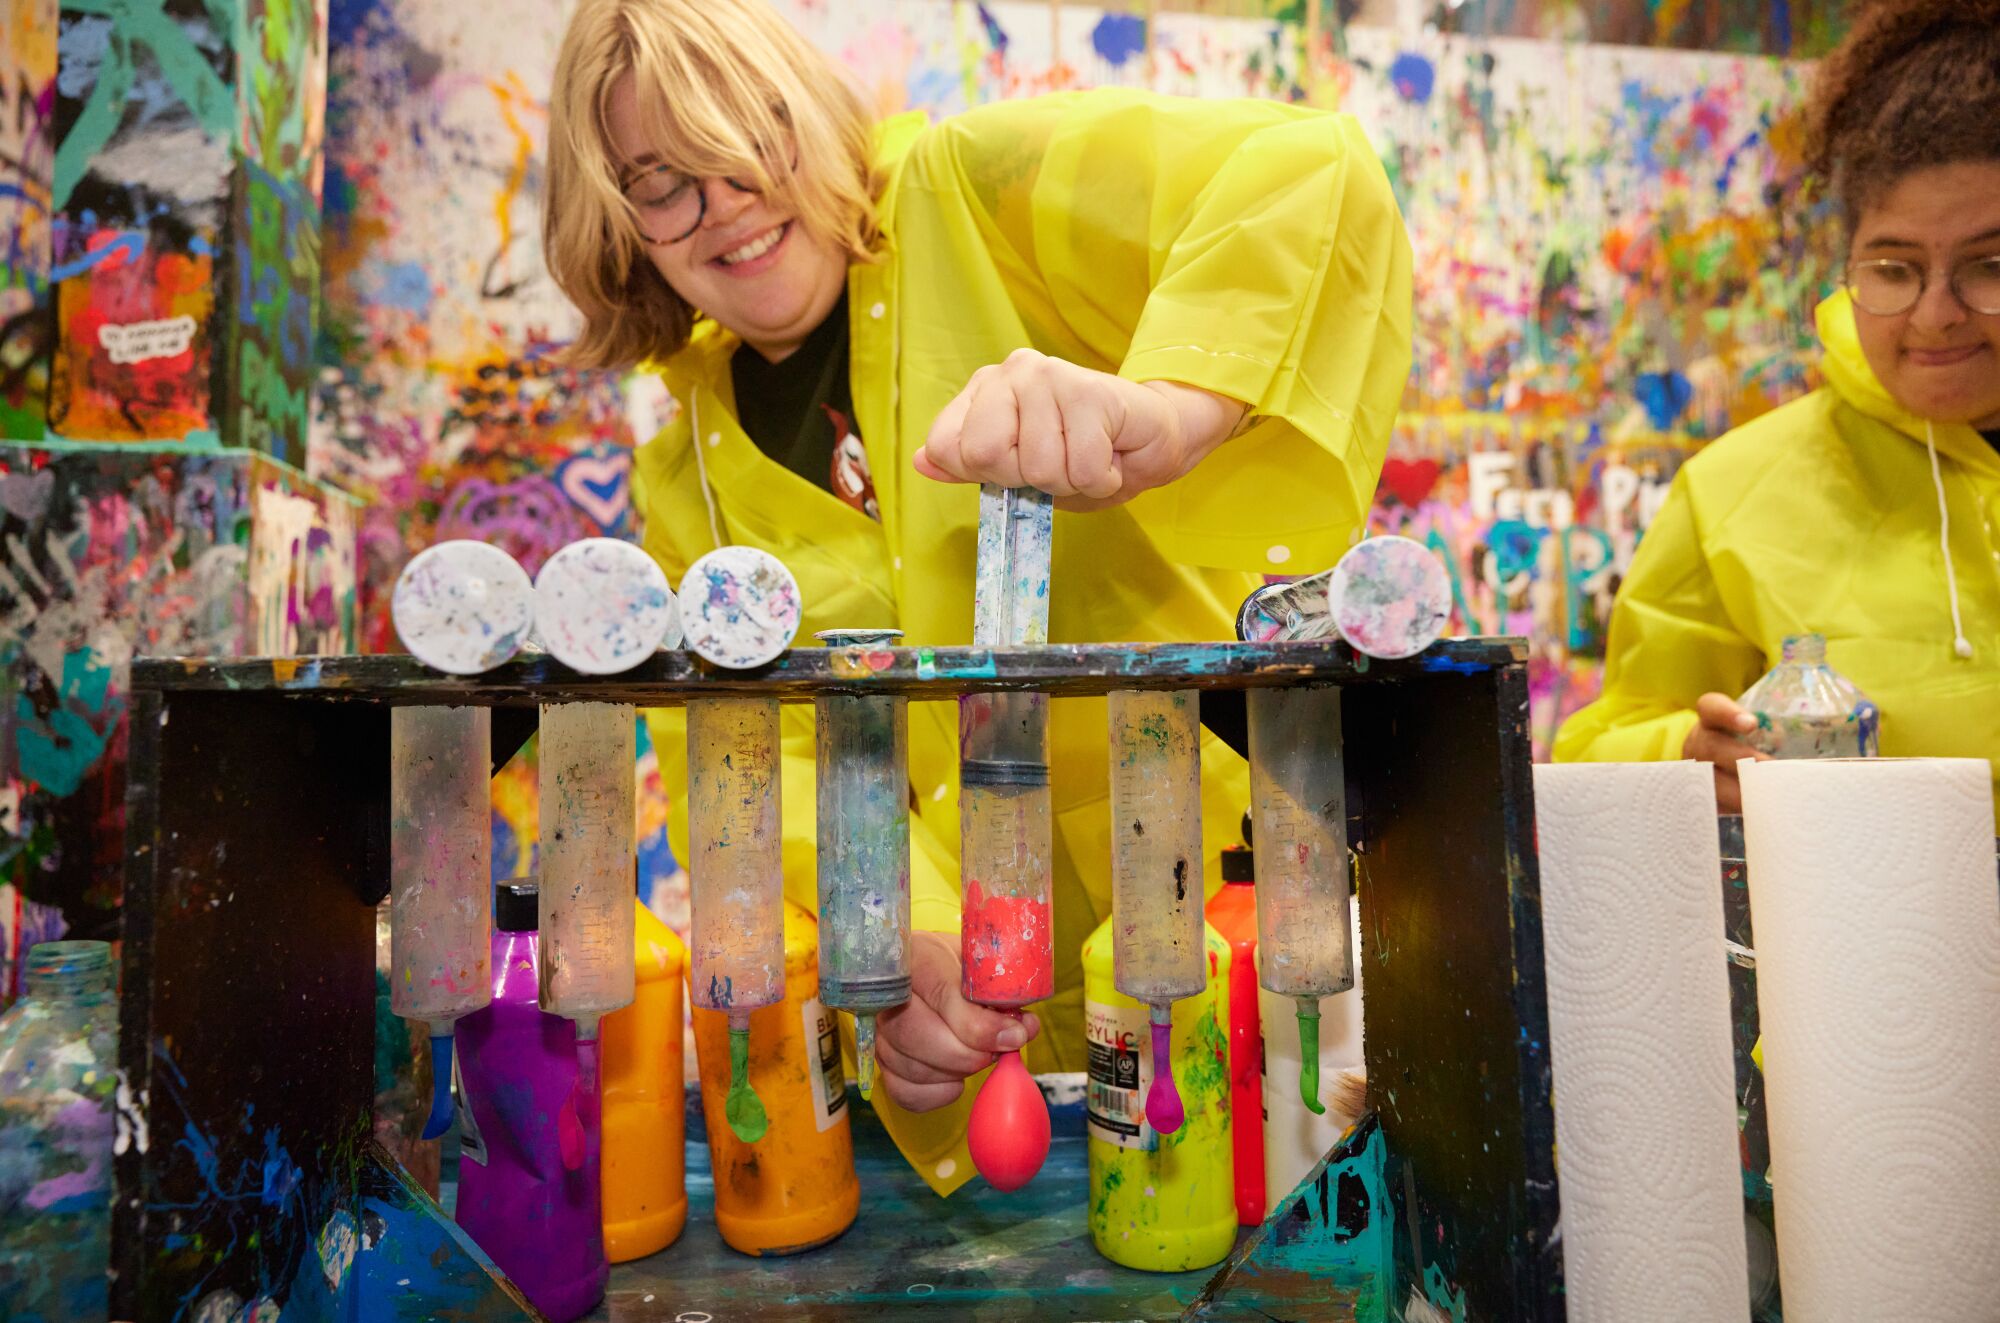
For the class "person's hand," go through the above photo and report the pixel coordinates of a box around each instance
[913,349,1244,511]
[1683,691,1769,812]
[873,930,1042,1112]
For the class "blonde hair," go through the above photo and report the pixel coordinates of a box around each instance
[546,0,882,370]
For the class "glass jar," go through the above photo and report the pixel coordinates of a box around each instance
[0,940,119,1321]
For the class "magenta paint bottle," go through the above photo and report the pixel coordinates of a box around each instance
[454,881,608,1323]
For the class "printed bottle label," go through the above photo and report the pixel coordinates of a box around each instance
[803,998,848,1132]
[1085,999,1156,1151]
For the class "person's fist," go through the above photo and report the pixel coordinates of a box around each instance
[873,931,1042,1112]
[914,350,1241,511]
[1682,691,1768,812]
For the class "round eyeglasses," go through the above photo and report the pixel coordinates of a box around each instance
[621,167,761,247]
[1846,255,2000,318]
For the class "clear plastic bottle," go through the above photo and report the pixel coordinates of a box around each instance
[1738,634,1879,760]
[0,941,119,1321]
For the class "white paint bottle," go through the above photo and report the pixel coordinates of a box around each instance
[1259,899,1366,1217]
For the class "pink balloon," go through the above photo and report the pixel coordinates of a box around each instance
[967,1050,1051,1192]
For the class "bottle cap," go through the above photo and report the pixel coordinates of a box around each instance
[1221,844,1255,884]
[495,880,539,933]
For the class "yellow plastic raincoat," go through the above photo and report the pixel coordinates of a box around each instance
[1554,290,2000,811]
[632,90,1412,1194]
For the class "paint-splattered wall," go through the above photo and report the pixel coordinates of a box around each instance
[312,0,1839,887]
[0,0,355,994]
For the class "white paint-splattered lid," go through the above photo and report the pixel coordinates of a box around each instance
[533,538,680,675]
[391,541,535,675]
[1328,536,1452,660]
[679,546,803,669]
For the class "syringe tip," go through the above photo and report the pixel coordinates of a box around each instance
[725,1023,768,1144]
[1295,999,1325,1115]
[421,1032,456,1141]
[1143,1006,1184,1135]
[856,1015,877,1102]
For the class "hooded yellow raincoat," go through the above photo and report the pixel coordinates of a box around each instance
[1554,290,2000,810]
[632,90,1413,1194]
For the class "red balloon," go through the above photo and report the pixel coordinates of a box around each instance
[967,1050,1051,1192]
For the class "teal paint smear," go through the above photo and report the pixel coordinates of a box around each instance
[53,0,236,210]
[15,648,117,796]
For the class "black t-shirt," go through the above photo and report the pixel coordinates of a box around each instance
[730,291,878,520]
[1984,428,2000,454]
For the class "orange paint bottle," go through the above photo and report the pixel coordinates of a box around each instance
[689,900,858,1255]
[599,899,688,1262]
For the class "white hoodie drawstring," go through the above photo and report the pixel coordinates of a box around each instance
[1924,420,1976,660]
[689,392,725,551]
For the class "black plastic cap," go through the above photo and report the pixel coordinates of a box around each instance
[1221,844,1255,884]
[495,881,539,933]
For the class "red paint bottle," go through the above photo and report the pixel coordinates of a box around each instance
[1206,841,1264,1226]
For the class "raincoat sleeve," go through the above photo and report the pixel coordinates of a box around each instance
[1552,468,1765,763]
[932,91,1414,572]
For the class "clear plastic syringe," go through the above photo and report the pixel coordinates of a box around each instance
[1245,685,1353,1114]
[389,705,494,1139]
[687,696,784,1143]
[537,700,638,1165]
[814,629,911,1102]
[1107,688,1205,1135]
[961,485,1056,1192]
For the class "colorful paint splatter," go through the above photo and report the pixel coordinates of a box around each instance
[532,537,679,676]
[678,546,802,671]
[388,539,533,675]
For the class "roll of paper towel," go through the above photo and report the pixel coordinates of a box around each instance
[1740,757,2000,1320]
[1534,761,1748,1322]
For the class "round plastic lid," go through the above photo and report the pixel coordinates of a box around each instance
[679,545,803,669]
[1327,535,1452,660]
[533,538,681,675]
[391,540,535,675]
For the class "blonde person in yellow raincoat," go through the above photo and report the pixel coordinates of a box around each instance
[544,0,1411,1195]
[1556,0,2000,814]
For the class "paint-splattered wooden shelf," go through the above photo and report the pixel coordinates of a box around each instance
[129,636,1528,704]
[116,633,1561,1321]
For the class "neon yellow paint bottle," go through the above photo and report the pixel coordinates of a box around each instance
[1082,916,1235,1272]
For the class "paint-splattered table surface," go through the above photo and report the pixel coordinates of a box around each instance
[587,1097,1246,1323]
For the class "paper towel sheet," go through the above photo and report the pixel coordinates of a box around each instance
[1740,757,2000,1322]
[1535,761,1748,1322]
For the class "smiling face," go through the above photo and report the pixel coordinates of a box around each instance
[603,72,848,363]
[1848,161,2000,429]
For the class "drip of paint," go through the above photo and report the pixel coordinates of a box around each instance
[1144,1003,1184,1134]
[421,1032,455,1140]
[1296,998,1325,1115]
[855,1013,878,1102]
[725,1023,768,1143]
[557,1035,598,1171]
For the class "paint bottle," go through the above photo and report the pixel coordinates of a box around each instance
[1260,898,1365,1216]
[600,898,688,1263]
[1082,917,1235,1272]
[1206,840,1266,1226]
[1737,632,1879,759]
[689,899,859,1255]
[0,941,118,1323]
[455,882,608,1323]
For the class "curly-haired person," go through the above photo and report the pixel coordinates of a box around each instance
[1556,0,2000,814]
